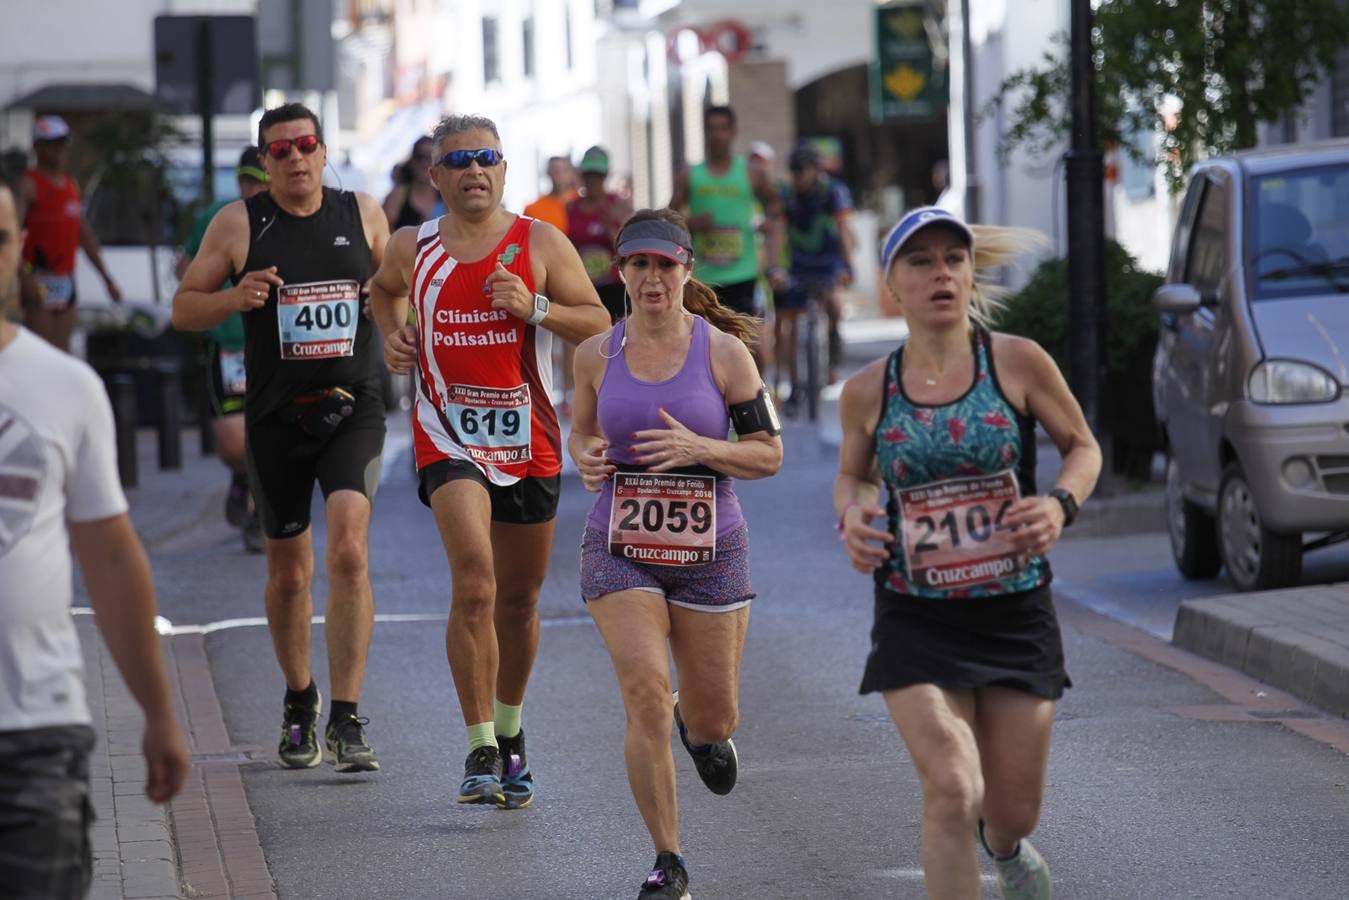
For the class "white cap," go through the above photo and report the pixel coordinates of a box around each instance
[33,115,70,142]
[748,140,775,161]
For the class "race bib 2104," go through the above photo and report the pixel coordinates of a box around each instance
[897,469,1027,592]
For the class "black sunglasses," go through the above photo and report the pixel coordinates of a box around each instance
[265,134,322,159]
[436,148,504,169]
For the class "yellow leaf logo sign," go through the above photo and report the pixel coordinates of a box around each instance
[888,9,924,39]
[884,64,927,101]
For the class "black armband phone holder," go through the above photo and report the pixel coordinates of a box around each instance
[729,387,782,437]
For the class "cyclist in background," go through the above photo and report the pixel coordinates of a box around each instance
[775,143,855,416]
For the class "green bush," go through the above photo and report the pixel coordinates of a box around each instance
[993,240,1165,480]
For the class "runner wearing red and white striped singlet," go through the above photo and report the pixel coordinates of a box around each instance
[410,213,561,482]
[368,114,610,812]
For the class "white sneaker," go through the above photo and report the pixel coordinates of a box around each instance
[980,820,1052,900]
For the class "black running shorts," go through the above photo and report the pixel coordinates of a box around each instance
[418,458,560,524]
[205,343,246,418]
[246,390,385,539]
[712,278,760,317]
[597,282,627,324]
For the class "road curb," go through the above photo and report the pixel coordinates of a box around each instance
[1173,586,1349,719]
[165,634,277,899]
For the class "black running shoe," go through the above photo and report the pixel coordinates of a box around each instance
[277,687,322,769]
[673,692,738,796]
[496,730,534,810]
[325,714,380,773]
[456,745,505,805]
[638,851,690,899]
[224,476,249,528]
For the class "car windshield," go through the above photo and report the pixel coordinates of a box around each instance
[1250,162,1349,300]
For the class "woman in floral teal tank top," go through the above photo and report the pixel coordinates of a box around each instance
[834,207,1101,900]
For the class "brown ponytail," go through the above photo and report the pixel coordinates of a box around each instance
[681,276,759,345]
[615,208,760,347]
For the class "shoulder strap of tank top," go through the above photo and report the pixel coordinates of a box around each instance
[417,217,440,242]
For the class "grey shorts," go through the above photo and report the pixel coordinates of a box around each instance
[0,724,97,900]
[580,523,755,611]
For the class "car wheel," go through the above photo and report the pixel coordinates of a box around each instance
[1217,462,1302,592]
[1166,456,1220,579]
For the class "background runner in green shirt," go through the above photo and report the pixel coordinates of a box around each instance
[176,146,269,550]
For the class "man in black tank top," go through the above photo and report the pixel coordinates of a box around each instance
[172,103,391,775]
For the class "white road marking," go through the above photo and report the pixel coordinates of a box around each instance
[70,608,592,635]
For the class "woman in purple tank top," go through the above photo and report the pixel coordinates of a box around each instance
[569,210,783,899]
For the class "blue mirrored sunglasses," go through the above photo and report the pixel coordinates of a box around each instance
[436,148,504,169]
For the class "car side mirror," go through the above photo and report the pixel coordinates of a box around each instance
[1152,283,1203,315]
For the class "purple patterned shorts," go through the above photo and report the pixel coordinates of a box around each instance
[580,523,754,611]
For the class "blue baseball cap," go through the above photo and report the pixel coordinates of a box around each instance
[881,206,975,272]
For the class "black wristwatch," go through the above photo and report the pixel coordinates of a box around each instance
[1049,488,1078,527]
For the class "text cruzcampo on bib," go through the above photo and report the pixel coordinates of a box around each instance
[897,469,1028,591]
[276,279,360,360]
[608,472,717,567]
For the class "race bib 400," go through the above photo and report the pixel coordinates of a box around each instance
[277,280,360,360]
[442,383,532,467]
[608,472,716,566]
[897,469,1027,591]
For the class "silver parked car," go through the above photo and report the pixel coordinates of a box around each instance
[1153,139,1349,592]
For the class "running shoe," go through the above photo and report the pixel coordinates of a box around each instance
[242,512,264,554]
[277,687,322,769]
[456,745,505,805]
[325,714,380,773]
[672,691,738,796]
[224,475,249,527]
[980,820,1052,900]
[638,851,690,899]
[496,730,534,809]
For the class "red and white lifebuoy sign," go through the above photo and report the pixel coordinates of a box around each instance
[667,19,753,64]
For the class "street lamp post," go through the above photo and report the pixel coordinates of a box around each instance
[1065,0,1108,463]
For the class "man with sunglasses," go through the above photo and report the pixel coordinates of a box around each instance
[173,103,391,775]
[369,114,609,810]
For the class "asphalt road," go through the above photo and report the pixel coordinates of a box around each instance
[144,422,1349,900]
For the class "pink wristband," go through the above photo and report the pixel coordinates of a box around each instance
[835,501,860,538]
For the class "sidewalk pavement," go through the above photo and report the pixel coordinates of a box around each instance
[80,426,276,899]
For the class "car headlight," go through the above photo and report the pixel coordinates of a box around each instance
[1248,359,1341,404]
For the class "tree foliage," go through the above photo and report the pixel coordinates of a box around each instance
[985,0,1349,190]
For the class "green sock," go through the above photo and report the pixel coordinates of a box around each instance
[494,700,523,739]
[467,721,497,752]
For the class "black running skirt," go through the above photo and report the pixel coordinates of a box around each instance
[859,582,1071,700]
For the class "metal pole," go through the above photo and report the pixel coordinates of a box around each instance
[197,18,215,204]
[961,0,980,222]
[108,375,139,489]
[1065,0,1106,442]
[157,363,182,471]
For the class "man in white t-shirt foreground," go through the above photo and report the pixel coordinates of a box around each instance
[0,181,189,897]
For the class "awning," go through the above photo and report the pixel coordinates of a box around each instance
[7,83,164,113]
